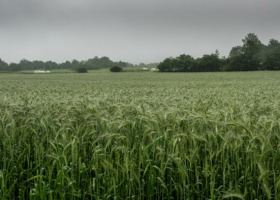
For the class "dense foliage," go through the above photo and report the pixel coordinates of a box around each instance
[158,33,280,72]
[1,72,280,199]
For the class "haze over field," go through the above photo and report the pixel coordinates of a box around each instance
[1,0,280,63]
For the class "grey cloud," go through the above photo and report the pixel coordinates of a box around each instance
[1,0,280,63]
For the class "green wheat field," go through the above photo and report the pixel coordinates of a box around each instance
[0,71,280,199]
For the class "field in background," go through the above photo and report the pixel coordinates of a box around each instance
[1,71,280,199]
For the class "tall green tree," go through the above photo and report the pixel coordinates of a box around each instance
[71,59,80,69]
[176,54,197,72]
[0,59,8,71]
[197,51,222,72]
[85,56,114,69]
[157,58,177,72]
[228,33,263,71]
[19,59,33,70]
[114,61,127,68]
[263,39,280,70]
[9,63,21,71]
[241,33,263,70]
[227,46,246,71]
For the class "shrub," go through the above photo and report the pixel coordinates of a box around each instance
[110,66,123,72]
[76,67,88,73]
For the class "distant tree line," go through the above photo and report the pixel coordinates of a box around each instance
[158,33,280,72]
[1,33,280,72]
[0,56,128,72]
[132,62,159,69]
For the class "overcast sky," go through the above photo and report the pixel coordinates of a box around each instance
[1,0,280,64]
